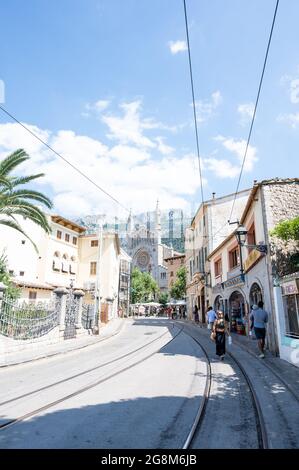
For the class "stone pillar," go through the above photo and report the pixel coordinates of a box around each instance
[0,282,7,311]
[54,287,68,334]
[74,289,85,329]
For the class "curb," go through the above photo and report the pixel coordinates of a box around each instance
[0,319,127,369]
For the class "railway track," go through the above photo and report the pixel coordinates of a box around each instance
[0,324,183,431]
[180,324,269,449]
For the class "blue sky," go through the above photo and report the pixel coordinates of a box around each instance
[0,0,298,220]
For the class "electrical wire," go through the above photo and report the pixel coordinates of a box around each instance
[228,0,280,223]
[0,104,130,213]
[183,0,205,205]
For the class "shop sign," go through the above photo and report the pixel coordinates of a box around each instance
[222,274,245,289]
[244,249,263,272]
[281,279,299,296]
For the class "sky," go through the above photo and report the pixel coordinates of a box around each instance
[0,0,298,222]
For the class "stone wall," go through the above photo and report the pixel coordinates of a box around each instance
[263,179,299,278]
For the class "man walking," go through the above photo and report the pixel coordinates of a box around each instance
[206,306,217,330]
[250,301,268,358]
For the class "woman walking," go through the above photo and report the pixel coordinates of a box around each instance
[212,310,229,360]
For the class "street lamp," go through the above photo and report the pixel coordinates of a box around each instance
[234,224,248,280]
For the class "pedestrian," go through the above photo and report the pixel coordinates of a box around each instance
[193,305,199,323]
[212,310,230,360]
[206,306,217,330]
[250,301,268,358]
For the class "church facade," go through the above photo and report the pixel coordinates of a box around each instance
[124,201,177,293]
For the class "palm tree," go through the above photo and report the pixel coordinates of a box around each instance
[0,149,53,251]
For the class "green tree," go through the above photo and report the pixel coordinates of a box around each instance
[170,266,187,300]
[0,251,20,299]
[0,149,53,251]
[270,217,299,242]
[130,268,159,303]
[158,292,169,306]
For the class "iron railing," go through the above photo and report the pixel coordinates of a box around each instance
[82,303,95,330]
[0,295,59,340]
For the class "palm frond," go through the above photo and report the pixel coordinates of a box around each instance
[0,149,29,177]
[0,201,52,233]
[6,189,53,209]
[0,219,38,252]
[9,174,45,187]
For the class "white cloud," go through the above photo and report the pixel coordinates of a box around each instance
[203,157,240,179]
[280,70,299,104]
[101,100,182,149]
[237,102,254,125]
[82,99,110,118]
[194,91,223,123]
[168,40,188,55]
[0,120,204,217]
[277,113,299,128]
[214,135,258,173]
[155,137,174,155]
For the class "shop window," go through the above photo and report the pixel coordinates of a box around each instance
[229,246,240,269]
[65,233,70,242]
[91,240,98,247]
[57,230,62,240]
[90,261,97,275]
[72,237,77,245]
[284,294,299,338]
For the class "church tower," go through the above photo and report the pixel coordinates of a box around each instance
[127,209,134,234]
[155,199,162,244]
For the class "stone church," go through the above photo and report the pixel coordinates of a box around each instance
[124,201,177,293]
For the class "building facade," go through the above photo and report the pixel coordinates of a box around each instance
[124,201,177,294]
[185,189,251,322]
[0,213,128,324]
[208,178,299,361]
[164,254,186,293]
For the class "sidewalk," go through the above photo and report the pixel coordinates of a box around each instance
[0,318,126,368]
[182,318,299,400]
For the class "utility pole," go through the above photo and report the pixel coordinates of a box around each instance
[93,216,104,334]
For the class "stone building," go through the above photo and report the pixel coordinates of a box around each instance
[208,178,299,361]
[164,254,186,293]
[185,189,251,322]
[124,201,175,294]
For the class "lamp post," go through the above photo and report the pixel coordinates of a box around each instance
[235,224,248,281]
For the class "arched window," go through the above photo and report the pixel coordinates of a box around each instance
[62,254,69,272]
[70,256,77,274]
[53,252,61,271]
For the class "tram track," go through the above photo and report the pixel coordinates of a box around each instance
[180,323,269,449]
[0,323,176,408]
[0,324,183,431]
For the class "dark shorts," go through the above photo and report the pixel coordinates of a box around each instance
[254,327,266,340]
